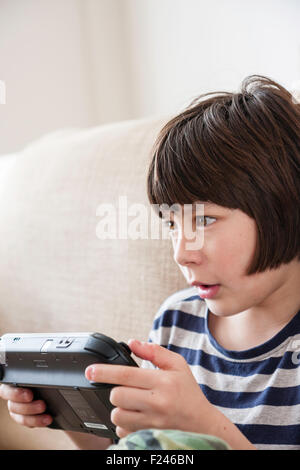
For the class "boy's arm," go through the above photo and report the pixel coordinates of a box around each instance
[65,431,113,450]
[188,404,256,450]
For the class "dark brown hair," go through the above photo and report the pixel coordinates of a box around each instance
[147,75,300,275]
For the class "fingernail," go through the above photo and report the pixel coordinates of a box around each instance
[86,366,95,381]
[128,339,141,346]
[43,416,52,425]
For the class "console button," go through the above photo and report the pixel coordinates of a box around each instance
[56,338,74,348]
[84,334,119,360]
[119,342,131,355]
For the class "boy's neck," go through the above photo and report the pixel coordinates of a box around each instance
[208,261,300,352]
[208,306,299,351]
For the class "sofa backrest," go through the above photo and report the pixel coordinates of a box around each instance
[0,116,188,343]
[0,117,188,449]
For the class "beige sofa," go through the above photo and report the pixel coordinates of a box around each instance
[0,116,188,449]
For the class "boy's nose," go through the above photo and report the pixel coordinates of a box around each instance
[172,232,203,266]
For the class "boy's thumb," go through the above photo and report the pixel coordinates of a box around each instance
[128,339,183,371]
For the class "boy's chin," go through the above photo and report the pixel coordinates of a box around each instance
[206,298,243,318]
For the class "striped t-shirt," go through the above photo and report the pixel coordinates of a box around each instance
[142,287,300,450]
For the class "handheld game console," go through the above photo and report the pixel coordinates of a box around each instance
[0,332,138,438]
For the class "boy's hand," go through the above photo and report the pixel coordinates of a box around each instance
[85,339,213,439]
[0,384,52,428]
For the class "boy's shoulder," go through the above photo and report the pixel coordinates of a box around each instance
[154,286,206,320]
[147,287,207,348]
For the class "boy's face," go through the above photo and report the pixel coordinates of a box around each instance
[167,202,300,318]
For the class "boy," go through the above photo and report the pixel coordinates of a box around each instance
[1,75,300,450]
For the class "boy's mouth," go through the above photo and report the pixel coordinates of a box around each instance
[191,281,220,288]
[190,282,221,299]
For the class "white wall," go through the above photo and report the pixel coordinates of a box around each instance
[0,0,92,155]
[79,0,135,124]
[125,0,300,116]
[0,0,299,155]
[0,0,137,155]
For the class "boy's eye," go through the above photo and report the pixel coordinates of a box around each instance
[195,216,216,228]
[163,216,216,231]
[164,220,175,230]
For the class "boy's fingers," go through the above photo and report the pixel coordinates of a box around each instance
[85,363,156,388]
[9,411,52,428]
[0,385,33,402]
[111,408,149,432]
[110,386,151,411]
[8,399,47,416]
[128,339,186,371]
[85,342,187,388]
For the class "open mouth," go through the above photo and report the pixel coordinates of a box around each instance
[200,283,219,288]
[191,281,220,290]
[196,284,221,299]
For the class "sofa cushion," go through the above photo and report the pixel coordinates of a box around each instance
[0,117,187,449]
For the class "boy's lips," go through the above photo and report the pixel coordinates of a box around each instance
[190,281,221,299]
[190,281,220,288]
